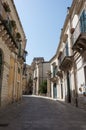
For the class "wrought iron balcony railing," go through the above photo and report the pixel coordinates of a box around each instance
[22,50,28,62]
[56,68,63,78]
[58,47,73,71]
[18,50,27,62]
[72,20,81,45]
[72,16,86,52]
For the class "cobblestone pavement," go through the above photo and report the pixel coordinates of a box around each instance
[0,95,86,130]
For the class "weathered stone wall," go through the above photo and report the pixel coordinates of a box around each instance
[0,38,10,106]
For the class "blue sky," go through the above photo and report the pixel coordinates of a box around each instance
[14,0,72,65]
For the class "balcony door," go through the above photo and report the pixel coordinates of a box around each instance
[65,41,69,56]
[80,10,86,32]
[61,79,63,99]
[52,65,57,77]
[67,72,71,103]
[53,83,57,99]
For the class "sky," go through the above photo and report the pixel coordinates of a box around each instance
[14,0,72,65]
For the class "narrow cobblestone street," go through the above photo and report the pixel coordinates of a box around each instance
[0,96,86,130]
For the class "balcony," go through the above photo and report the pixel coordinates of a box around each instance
[50,77,58,82]
[46,70,51,79]
[0,1,18,50]
[50,66,58,82]
[56,68,63,78]
[18,50,28,63]
[23,50,28,62]
[59,48,73,71]
[33,77,37,80]
[72,17,86,54]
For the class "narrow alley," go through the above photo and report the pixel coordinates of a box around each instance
[0,96,86,130]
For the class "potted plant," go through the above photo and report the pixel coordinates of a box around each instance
[16,32,22,42]
[16,32,21,39]
[70,28,75,34]
[10,20,16,29]
[3,2,11,12]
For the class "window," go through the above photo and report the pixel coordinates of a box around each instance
[80,10,86,32]
[65,41,69,56]
[53,65,57,77]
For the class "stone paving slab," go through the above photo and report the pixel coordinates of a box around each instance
[0,95,86,130]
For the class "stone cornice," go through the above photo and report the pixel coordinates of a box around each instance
[11,0,26,42]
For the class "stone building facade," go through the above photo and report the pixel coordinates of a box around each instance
[49,0,86,110]
[22,64,33,95]
[31,57,50,95]
[0,0,27,107]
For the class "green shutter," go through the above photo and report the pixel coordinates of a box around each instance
[80,10,86,32]
[65,41,69,56]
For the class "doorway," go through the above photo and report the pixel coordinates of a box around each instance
[53,83,57,99]
[67,72,71,103]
